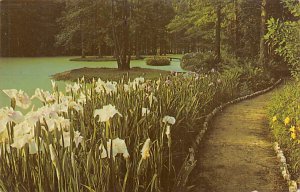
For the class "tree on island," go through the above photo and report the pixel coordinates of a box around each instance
[111,0,131,70]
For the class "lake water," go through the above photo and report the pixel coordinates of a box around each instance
[0,56,184,108]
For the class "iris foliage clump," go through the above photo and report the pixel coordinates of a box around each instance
[0,69,271,192]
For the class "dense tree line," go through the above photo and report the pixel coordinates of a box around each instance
[0,0,299,71]
[168,0,297,66]
[0,0,64,56]
[0,0,175,58]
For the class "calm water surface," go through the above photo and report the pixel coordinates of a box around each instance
[0,56,184,108]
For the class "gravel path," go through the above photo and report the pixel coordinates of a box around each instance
[191,90,287,192]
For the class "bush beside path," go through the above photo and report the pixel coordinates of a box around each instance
[191,88,287,192]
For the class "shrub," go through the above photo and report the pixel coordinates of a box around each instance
[146,56,170,66]
[181,51,240,73]
[181,51,215,72]
[265,5,300,78]
[268,81,300,180]
[182,51,275,95]
[222,62,274,94]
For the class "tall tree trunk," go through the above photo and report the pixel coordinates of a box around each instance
[135,23,140,59]
[259,0,267,67]
[153,34,157,55]
[98,44,102,58]
[161,31,167,56]
[159,33,163,55]
[7,7,12,56]
[215,4,221,64]
[111,0,130,70]
[111,0,122,69]
[80,20,86,58]
[234,0,240,57]
[121,0,130,70]
[145,35,148,55]
[135,33,141,59]
[93,2,97,56]
[135,0,141,59]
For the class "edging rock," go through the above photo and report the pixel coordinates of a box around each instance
[274,142,300,192]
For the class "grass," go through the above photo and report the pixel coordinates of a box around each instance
[52,67,171,81]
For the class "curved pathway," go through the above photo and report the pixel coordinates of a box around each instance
[191,89,287,192]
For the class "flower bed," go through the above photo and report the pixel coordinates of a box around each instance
[268,81,300,190]
[0,70,272,191]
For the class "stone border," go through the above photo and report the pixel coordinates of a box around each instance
[274,142,300,192]
[173,79,283,192]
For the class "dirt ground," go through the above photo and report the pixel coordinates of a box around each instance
[190,90,287,192]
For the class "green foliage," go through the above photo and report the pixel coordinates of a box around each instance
[55,0,176,57]
[145,57,170,66]
[265,1,300,77]
[0,68,271,191]
[167,0,218,53]
[181,51,241,72]
[56,0,111,55]
[168,0,263,57]
[230,0,261,57]
[168,0,293,61]
[217,66,241,101]
[181,50,273,93]
[222,63,273,94]
[1,0,294,59]
[181,52,216,72]
[268,81,300,179]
